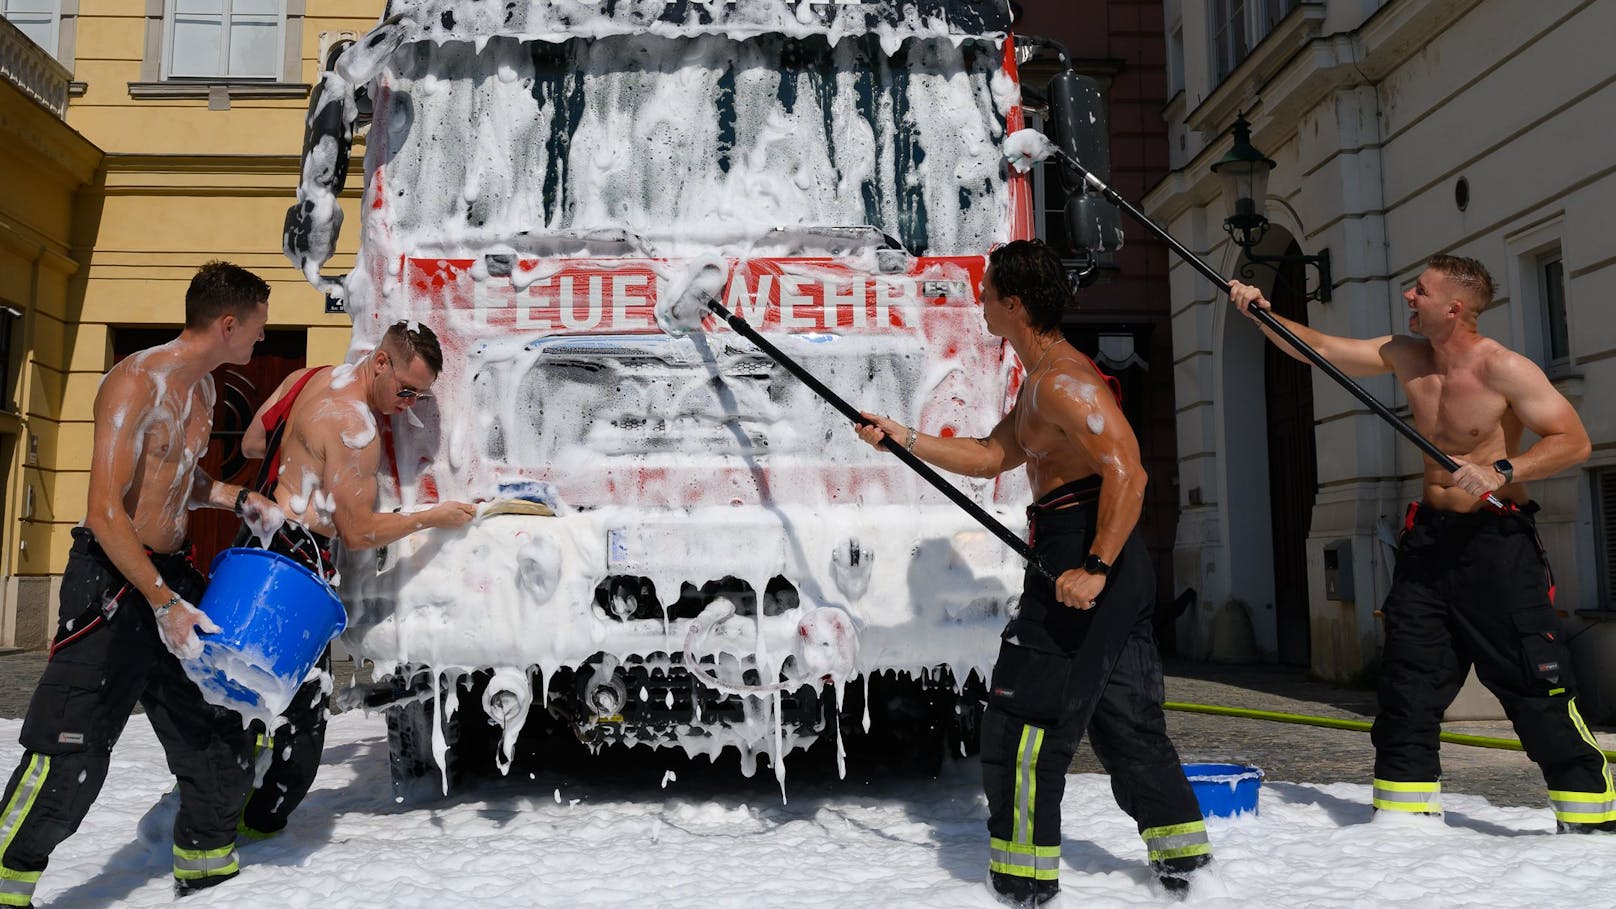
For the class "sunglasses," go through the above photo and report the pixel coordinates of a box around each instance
[395,386,433,401]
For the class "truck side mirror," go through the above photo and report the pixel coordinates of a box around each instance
[1047,71,1123,278]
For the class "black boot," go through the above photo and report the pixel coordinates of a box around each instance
[1156,852,1213,898]
[175,870,239,898]
[988,871,1059,907]
[1558,819,1616,834]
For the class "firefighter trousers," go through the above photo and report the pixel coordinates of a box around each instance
[1371,503,1613,822]
[982,494,1209,891]
[239,523,334,838]
[0,529,253,906]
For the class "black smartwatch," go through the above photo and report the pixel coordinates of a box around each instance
[1081,553,1111,576]
[233,487,251,516]
[1493,459,1514,484]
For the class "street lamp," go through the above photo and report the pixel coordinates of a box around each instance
[1210,114,1332,302]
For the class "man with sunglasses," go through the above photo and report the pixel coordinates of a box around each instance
[234,320,475,838]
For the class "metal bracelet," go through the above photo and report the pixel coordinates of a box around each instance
[153,593,181,620]
[904,426,919,452]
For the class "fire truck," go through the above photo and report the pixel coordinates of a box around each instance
[284,0,1116,790]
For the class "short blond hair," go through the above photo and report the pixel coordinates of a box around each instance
[1426,254,1495,313]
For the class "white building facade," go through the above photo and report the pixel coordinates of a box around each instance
[1145,0,1616,714]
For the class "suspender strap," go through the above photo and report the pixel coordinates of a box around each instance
[253,366,330,495]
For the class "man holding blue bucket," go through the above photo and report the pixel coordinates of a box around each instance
[0,262,285,905]
[233,321,475,839]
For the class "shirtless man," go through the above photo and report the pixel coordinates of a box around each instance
[0,261,283,903]
[232,321,474,838]
[1229,255,1602,830]
[858,240,1210,906]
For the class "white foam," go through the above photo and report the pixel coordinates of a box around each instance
[1003,128,1056,173]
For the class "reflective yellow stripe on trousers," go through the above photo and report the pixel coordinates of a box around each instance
[1141,820,1211,863]
[1371,778,1441,814]
[173,843,239,881]
[992,725,1055,881]
[0,754,49,906]
[1550,697,1616,824]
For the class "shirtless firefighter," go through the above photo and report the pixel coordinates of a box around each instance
[0,261,284,903]
[1229,255,1604,831]
[233,320,474,837]
[857,240,1212,906]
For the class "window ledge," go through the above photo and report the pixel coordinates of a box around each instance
[127,81,310,100]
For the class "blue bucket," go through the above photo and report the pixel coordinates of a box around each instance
[191,547,347,716]
[1183,762,1264,818]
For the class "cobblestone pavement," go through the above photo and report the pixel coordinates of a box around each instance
[1,650,1608,809]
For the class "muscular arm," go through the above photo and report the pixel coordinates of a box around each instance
[83,372,170,605]
[1228,280,1406,377]
[321,416,471,550]
[1492,353,1591,481]
[856,411,1026,479]
[242,368,308,459]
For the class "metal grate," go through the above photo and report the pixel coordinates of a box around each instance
[1600,469,1616,607]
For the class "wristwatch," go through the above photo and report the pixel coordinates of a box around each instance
[1081,553,1111,576]
[233,487,251,516]
[1493,459,1514,484]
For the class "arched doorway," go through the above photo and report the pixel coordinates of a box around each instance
[1262,244,1317,666]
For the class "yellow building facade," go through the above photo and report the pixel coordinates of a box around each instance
[1,3,373,648]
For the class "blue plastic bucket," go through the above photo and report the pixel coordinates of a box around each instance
[190,547,346,716]
[1183,762,1264,818]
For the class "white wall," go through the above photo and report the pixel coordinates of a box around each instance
[1148,0,1616,688]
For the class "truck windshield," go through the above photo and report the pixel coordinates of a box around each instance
[377,33,1013,258]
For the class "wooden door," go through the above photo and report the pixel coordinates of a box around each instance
[1263,248,1317,666]
[112,328,306,568]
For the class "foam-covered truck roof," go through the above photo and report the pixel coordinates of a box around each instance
[377,0,1011,45]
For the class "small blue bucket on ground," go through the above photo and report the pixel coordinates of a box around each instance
[191,547,346,716]
[1183,762,1264,818]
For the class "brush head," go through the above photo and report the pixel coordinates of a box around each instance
[655,256,729,335]
[1003,129,1058,174]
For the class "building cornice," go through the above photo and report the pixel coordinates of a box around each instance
[0,82,103,186]
[1147,0,1489,223]
[1184,2,1330,137]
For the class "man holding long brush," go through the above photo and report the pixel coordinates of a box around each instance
[858,240,1211,906]
[1229,256,1604,829]
[232,321,475,839]
[0,262,284,902]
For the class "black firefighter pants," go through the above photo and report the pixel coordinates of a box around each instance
[239,524,334,838]
[982,506,1209,887]
[1371,504,1613,822]
[0,529,254,906]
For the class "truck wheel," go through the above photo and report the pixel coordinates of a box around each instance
[385,691,458,800]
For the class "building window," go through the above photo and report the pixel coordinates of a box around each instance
[2,0,58,56]
[1257,0,1300,35]
[1540,253,1569,365]
[1210,0,1247,82]
[1210,0,1300,84]
[164,0,284,80]
[1598,469,1616,608]
[0,305,19,413]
